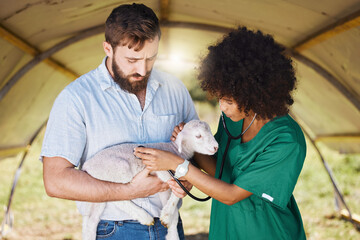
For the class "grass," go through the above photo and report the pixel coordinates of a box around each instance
[295,142,360,240]
[0,127,359,239]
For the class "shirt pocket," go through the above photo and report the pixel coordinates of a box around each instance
[147,114,178,142]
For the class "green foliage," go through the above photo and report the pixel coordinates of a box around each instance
[294,142,360,239]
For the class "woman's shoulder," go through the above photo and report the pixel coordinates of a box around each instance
[262,114,306,147]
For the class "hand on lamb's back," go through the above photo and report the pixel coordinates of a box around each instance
[130,168,170,198]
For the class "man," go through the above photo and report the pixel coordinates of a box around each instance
[41,3,197,239]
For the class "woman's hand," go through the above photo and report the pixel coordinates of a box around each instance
[170,122,186,142]
[167,179,193,198]
[133,147,184,171]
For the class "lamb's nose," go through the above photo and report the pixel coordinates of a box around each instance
[214,146,218,152]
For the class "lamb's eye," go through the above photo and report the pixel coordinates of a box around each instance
[196,134,202,139]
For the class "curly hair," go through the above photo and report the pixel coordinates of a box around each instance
[198,27,296,120]
[105,3,161,51]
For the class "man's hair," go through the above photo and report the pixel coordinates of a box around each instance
[198,27,297,120]
[105,3,161,51]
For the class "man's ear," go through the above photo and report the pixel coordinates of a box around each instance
[103,41,113,58]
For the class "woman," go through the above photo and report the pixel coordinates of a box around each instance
[134,27,306,239]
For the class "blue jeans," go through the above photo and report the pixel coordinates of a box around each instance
[96,217,185,240]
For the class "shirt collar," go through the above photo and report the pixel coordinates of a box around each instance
[98,57,116,91]
[98,56,161,92]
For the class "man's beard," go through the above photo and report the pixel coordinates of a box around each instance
[112,58,150,94]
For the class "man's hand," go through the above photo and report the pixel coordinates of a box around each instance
[170,122,186,142]
[43,156,169,202]
[167,179,193,198]
[129,168,169,199]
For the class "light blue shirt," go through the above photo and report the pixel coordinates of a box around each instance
[41,57,198,220]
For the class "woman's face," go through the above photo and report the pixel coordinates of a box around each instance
[219,97,246,122]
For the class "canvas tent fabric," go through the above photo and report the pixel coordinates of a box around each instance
[1,0,360,235]
[0,1,359,156]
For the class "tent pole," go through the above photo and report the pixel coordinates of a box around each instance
[289,52,360,111]
[296,116,360,231]
[160,0,170,22]
[0,25,78,84]
[0,123,46,237]
[293,9,360,52]
[2,21,358,111]
[0,24,104,101]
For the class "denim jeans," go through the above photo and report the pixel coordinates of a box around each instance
[95,217,185,240]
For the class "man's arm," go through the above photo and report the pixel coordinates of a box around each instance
[43,156,168,202]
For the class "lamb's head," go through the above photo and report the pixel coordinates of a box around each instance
[175,120,218,156]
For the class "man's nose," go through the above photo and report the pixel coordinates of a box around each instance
[135,60,147,76]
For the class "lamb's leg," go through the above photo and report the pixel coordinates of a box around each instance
[160,193,180,227]
[113,200,154,225]
[82,202,106,240]
[165,210,180,240]
[158,189,172,207]
[82,215,90,240]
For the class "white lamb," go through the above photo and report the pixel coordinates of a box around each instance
[77,120,218,240]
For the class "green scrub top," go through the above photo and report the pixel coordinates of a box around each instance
[209,114,306,240]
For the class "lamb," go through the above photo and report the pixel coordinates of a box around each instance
[76,120,218,240]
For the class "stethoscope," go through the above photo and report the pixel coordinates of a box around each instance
[169,108,257,202]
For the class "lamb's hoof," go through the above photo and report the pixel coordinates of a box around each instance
[135,210,155,226]
[139,217,155,226]
[145,220,155,226]
[166,233,180,240]
[160,212,170,228]
[160,220,168,228]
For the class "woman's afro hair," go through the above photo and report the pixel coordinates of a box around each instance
[198,27,297,120]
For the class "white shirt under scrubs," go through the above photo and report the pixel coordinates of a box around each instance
[40,57,198,221]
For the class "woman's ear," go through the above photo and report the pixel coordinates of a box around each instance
[103,41,113,58]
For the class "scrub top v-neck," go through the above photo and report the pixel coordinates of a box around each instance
[209,114,306,240]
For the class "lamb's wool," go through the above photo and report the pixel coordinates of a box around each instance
[78,120,218,240]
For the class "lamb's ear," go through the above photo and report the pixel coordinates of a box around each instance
[175,132,184,153]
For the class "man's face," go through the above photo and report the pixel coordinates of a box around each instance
[111,57,150,93]
[106,36,159,94]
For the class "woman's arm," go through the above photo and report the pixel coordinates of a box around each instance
[185,163,252,205]
[134,148,252,205]
[193,152,217,176]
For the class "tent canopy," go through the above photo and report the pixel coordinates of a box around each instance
[0,0,360,159]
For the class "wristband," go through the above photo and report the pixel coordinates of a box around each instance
[174,159,189,179]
